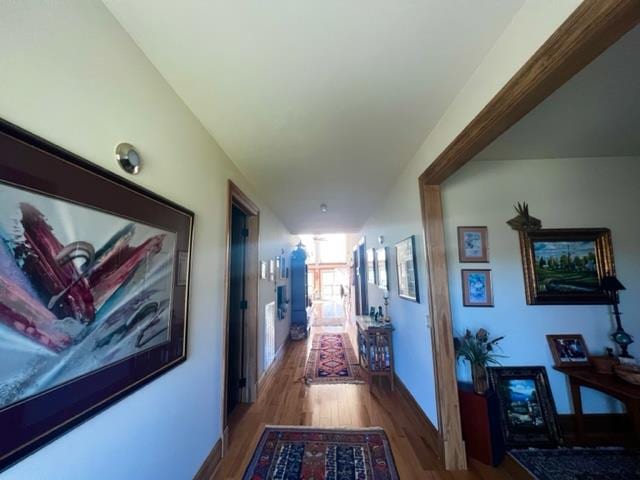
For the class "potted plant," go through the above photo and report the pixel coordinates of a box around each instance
[454,328,505,394]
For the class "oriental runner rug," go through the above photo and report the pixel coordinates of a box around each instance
[304,333,363,384]
[509,447,640,480]
[242,426,400,480]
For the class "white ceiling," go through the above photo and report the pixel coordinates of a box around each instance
[104,1,524,233]
[476,24,640,161]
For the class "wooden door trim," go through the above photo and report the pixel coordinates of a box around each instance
[417,0,640,470]
[221,180,260,451]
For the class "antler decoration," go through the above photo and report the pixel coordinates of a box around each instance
[506,201,542,232]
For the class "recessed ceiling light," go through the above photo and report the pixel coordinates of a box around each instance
[320,203,328,213]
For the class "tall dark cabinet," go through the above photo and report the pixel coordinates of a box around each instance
[290,242,309,340]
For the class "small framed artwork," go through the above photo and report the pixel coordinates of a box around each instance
[376,247,388,290]
[519,228,614,305]
[457,226,489,262]
[366,248,377,285]
[279,255,286,279]
[260,260,267,280]
[395,236,420,302]
[276,256,281,280]
[269,259,275,282]
[546,334,590,367]
[461,269,493,307]
[488,366,562,448]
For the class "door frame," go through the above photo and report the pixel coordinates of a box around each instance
[417,0,640,470]
[222,180,260,450]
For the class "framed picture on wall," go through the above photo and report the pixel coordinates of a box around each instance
[488,366,561,448]
[276,256,281,280]
[457,226,489,262]
[519,228,614,305]
[279,254,286,279]
[461,269,494,307]
[269,258,275,282]
[546,334,590,367]
[395,236,419,302]
[376,247,388,290]
[260,260,267,280]
[0,119,194,471]
[366,247,377,285]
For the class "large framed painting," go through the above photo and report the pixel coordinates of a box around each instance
[376,247,388,290]
[366,247,377,285]
[488,366,561,448]
[395,236,420,302]
[519,228,614,305]
[0,120,193,471]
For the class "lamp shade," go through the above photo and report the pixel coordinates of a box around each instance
[601,275,626,292]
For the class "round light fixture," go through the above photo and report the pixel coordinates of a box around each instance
[115,143,141,175]
[320,203,328,213]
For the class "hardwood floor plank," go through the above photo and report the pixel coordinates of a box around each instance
[212,324,512,479]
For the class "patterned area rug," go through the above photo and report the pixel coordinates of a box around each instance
[242,426,400,480]
[304,333,363,384]
[510,448,640,480]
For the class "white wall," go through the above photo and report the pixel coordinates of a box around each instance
[359,177,439,426]
[0,1,294,478]
[442,157,640,414]
[357,0,580,428]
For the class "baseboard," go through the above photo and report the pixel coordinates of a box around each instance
[193,438,222,480]
[257,337,290,396]
[394,373,443,461]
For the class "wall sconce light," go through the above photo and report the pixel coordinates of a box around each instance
[378,235,384,245]
[320,203,328,213]
[115,143,142,175]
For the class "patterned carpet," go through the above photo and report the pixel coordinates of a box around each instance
[304,333,363,384]
[242,426,400,480]
[510,448,640,480]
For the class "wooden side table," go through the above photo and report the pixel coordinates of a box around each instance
[554,366,640,444]
[356,316,395,391]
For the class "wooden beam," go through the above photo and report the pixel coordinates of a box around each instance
[420,184,466,470]
[420,0,640,185]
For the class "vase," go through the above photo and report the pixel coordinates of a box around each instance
[471,363,488,394]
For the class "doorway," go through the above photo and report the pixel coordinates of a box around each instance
[227,204,247,415]
[223,181,260,447]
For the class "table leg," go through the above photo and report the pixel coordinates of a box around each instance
[569,379,585,444]
[625,399,640,445]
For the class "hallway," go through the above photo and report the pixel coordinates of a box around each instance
[213,321,510,479]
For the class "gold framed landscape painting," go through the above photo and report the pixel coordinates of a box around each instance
[519,228,614,305]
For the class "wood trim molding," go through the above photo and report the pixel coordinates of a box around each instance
[257,337,291,396]
[394,374,442,461]
[420,185,466,470]
[420,0,640,185]
[193,438,222,480]
[416,0,640,471]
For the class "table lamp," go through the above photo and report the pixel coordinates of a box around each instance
[601,274,633,358]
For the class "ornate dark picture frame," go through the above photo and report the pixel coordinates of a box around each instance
[519,228,614,305]
[0,119,194,471]
[488,366,561,448]
[395,236,420,303]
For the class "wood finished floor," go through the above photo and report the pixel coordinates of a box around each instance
[213,321,514,479]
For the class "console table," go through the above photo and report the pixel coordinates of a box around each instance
[554,366,640,443]
[356,316,394,391]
